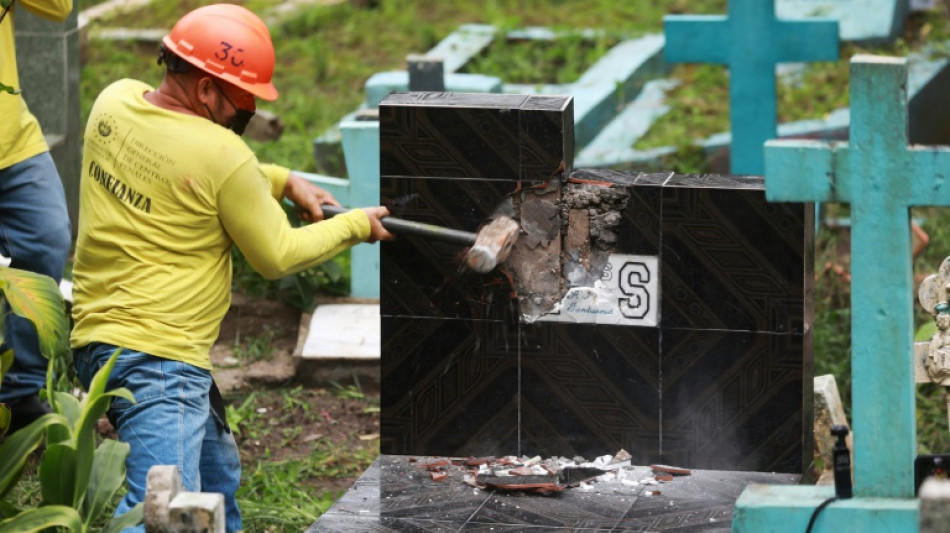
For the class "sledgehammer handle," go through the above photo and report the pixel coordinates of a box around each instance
[321,204,477,246]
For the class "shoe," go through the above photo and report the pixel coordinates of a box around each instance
[5,394,51,435]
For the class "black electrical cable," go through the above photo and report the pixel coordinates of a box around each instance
[804,496,838,533]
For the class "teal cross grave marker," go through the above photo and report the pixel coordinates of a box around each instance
[664,0,839,174]
[733,54,950,532]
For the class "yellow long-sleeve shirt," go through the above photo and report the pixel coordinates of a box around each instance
[71,79,370,369]
[0,0,72,168]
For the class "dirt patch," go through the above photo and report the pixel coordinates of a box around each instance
[210,292,303,394]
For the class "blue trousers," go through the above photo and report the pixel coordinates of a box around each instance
[0,152,71,402]
[74,343,243,533]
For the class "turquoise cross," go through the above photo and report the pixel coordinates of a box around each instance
[766,55,950,499]
[664,0,839,174]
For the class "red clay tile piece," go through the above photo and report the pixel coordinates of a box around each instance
[420,459,450,470]
[649,464,692,476]
[482,482,565,493]
[430,471,447,482]
[509,466,534,476]
[655,474,674,482]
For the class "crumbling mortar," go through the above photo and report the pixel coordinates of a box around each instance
[504,178,634,322]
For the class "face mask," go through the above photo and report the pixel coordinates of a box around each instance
[206,81,256,135]
[228,109,255,136]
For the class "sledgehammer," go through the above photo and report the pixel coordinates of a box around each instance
[321,204,519,273]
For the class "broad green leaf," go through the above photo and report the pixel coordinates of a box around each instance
[78,348,123,410]
[52,391,81,429]
[74,349,134,507]
[0,505,82,533]
[39,443,78,506]
[0,348,12,378]
[0,81,19,96]
[0,405,9,438]
[0,412,68,500]
[102,502,143,533]
[74,396,113,506]
[83,439,130,527]
[0,499,17,519]
[46,391,80,446]
[0,268,68,363]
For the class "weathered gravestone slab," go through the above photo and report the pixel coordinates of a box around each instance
[776,0,909,43]
[378,92,813,473]
[664,0,839,175]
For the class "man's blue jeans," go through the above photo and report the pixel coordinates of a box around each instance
[74,343,243,533]
[0,151,71,402]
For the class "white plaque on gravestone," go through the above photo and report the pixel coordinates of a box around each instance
[539,254,659,327]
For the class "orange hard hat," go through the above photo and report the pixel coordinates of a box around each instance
[162,4,278,101]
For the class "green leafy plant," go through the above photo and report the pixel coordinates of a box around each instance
[0,267,142,532]
[0,82,20,96]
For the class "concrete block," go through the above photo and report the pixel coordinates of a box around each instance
[920,477,950,532]
[144,465,182,533]
[296,303,380,360]
[777,0,909,44]
[168,492,225,533]
[407,54,444,92]
[813,374,853,480]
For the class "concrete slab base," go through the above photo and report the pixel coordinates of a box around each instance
[293,300,381,386]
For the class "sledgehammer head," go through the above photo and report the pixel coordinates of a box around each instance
[464,216,520,273]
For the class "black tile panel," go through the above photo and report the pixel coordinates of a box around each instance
[614,184,662,258]
[519,322,661,463]
[664,173,764,190]
[379,176,520,320]
[381,317,519,456]
[382,91,530,108]
[660,329,805,473]
[380,92,573,184]
[379,103,521,180]
[660,186,810,333]
[467,492,634,530]
[309,455,801,532]
[520,101,574,182]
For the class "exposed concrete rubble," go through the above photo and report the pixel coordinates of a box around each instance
[503,176,632,322]
[503,181,563,320]
[412,450,691,496]
[561,182,631,290]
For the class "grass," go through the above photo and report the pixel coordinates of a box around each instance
[232,330,276,363]
[636,9,950,153]
[462,30,622,85]
[229,385,379,531]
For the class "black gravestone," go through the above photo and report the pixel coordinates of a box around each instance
[378,92,813,473]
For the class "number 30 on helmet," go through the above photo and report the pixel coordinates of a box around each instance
[161,3,278,101]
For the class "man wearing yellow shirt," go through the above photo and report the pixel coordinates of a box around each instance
[70,4,393,531]
[0,0,73,433]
